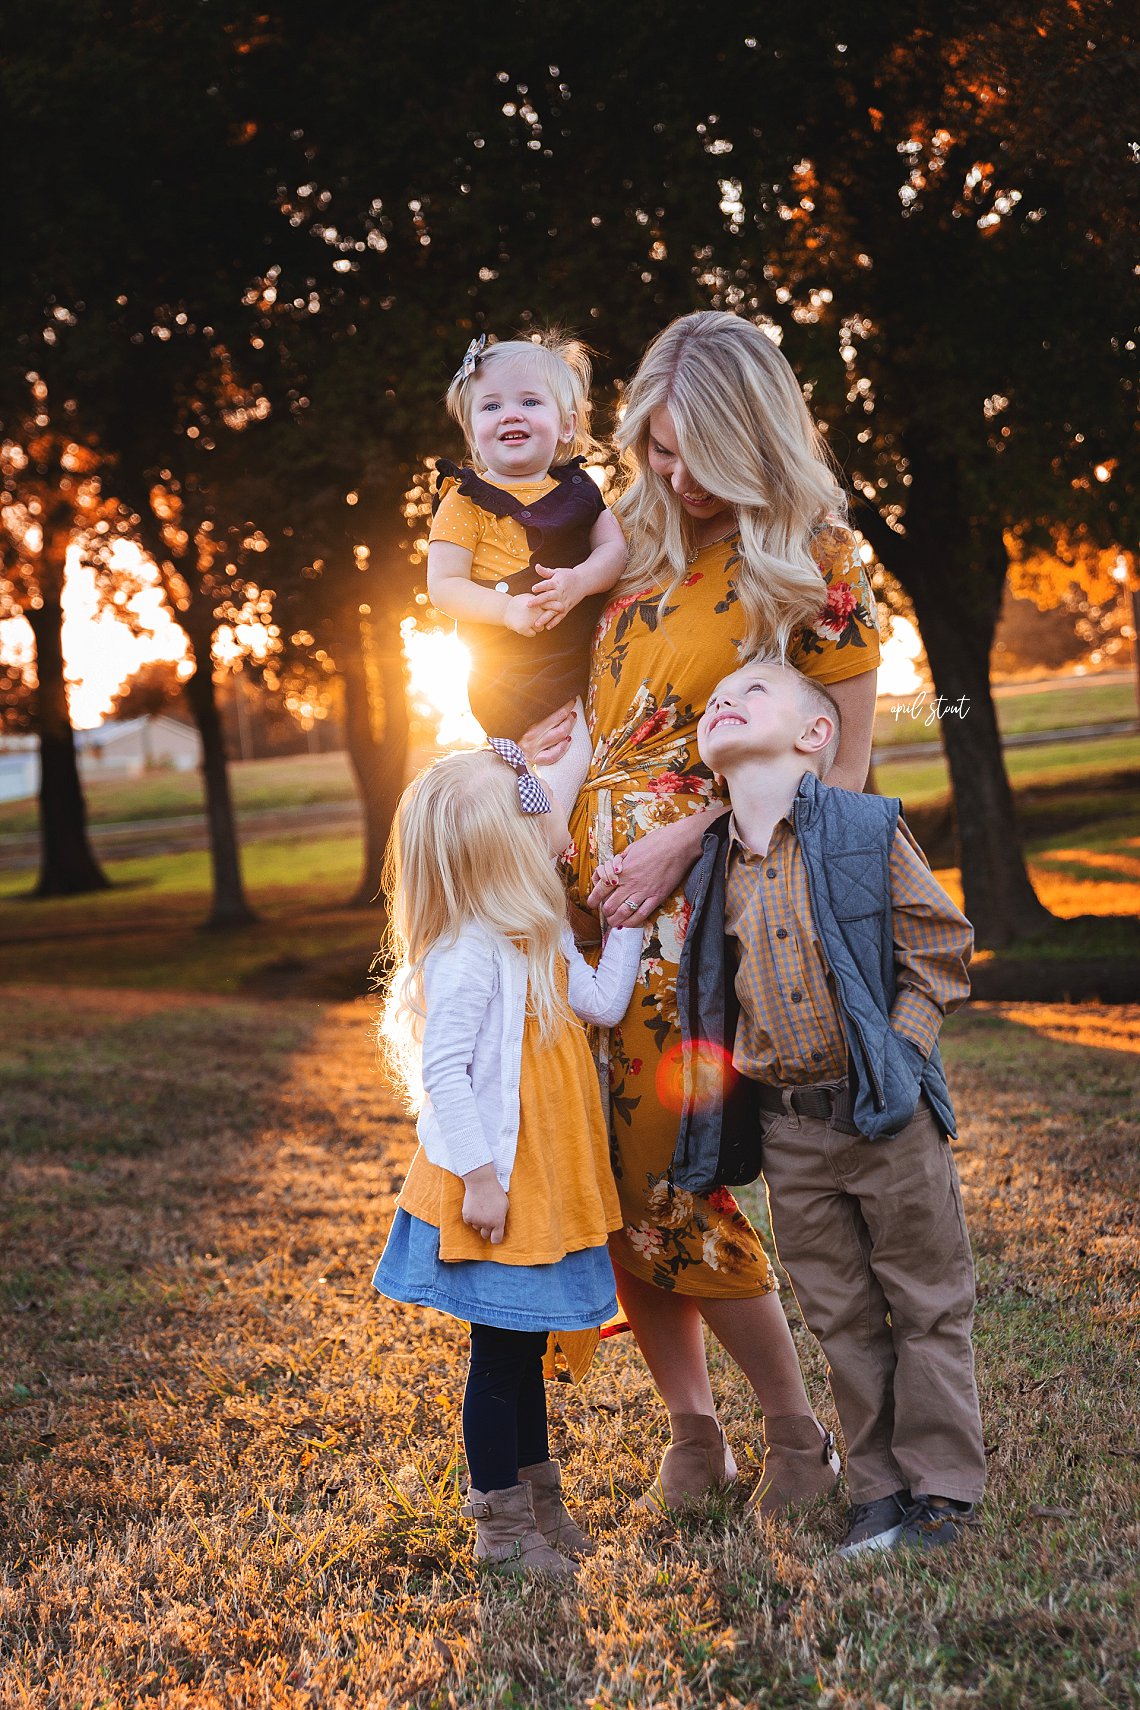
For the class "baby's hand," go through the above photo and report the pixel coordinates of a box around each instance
[503,593,544,637]
[461,1164,509,1244]
[530,564,583,631]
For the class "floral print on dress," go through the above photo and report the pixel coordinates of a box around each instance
[570,524,879,1298]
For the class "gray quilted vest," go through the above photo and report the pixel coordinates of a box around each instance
[790,771,957,1142]
[671,773,960,1194]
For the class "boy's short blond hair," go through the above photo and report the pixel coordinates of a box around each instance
[445,332,600,468]
[743,654,843,777]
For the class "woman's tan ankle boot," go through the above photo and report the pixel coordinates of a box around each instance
[635,1412,735,1510]
[748,1415,841,1519]
[519,1459,597,1558]
[461,1482,577,1577]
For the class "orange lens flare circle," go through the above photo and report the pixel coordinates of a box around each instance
[655,1039,737,1115]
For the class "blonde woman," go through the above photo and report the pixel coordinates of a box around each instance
[373,741,642,1575]
[525,311,881,1515]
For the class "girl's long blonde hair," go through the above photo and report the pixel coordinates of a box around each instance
[378,748,570,1108]
[614,312,847,657]
[446,330,602,468]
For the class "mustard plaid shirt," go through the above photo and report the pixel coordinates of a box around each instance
[725,812,973,1086]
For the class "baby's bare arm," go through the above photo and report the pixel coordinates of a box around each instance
[530,510,626,631]
[428,540,542,635]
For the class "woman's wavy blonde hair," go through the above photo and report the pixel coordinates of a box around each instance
[377,748,570,1109]
[614,311,847,657]
[446,331,602,468]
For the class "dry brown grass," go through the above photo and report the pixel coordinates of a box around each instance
[2,989,1138,1709]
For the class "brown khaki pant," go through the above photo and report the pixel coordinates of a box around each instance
[760,1094,986,1505]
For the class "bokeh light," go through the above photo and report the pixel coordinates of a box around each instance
[655,1038,738,1115]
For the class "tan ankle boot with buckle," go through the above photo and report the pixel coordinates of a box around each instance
[748,1415,842,1519]
[635,1412,736,1511]
[461,1482,577,1577]
[519,1459,597,1558]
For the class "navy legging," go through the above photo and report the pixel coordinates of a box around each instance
[462,1323,550,1493]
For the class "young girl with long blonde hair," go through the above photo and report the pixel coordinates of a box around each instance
[525,311,881,1523]
[373,740,641,1577]
[428,333,626,812]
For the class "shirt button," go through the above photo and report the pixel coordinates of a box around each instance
[812,1050,823,1063]
[495,581,510,593]
[766,867,777,879]
[790,990,803,1003]
[776,928,788,940]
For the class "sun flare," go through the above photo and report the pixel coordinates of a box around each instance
[400,619,482,748]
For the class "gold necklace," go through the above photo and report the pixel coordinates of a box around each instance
[688,526,739,565]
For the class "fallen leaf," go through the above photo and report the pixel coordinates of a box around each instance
[1028,1504,1075,1520]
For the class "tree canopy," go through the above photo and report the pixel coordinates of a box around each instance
[2,0,1135,935]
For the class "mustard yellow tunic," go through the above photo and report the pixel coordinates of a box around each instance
[398,962,622,1265]
[567,526,881,1298]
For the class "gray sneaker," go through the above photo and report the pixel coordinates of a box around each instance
[835,1490,911,1558]
[898,1498,976,1550]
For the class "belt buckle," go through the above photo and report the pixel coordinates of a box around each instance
[792,1086,834,1120]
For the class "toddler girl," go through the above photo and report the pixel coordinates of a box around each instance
[427,333,626,810]
[373,739,641,1577]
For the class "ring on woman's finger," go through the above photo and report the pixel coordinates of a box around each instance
[625,897,640,913]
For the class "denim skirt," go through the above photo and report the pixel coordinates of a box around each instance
[373,1209,618,1333]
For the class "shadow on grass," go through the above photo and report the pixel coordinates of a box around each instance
[1,993,1138,1707]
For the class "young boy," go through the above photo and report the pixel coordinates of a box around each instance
[673,657,985,1555]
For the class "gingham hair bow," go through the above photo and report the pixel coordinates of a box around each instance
[452,333,486,385]
[486,737,551,815]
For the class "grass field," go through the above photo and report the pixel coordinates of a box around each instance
[2,684,1138,1705]
[0,673,1134,838]
[0,751,361,837]
[874,731,1139,810]
[1,988,1137,1708]
[1,735,1136,997]
[873,673,1136,751]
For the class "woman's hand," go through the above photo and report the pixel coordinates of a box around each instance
[519,699,578,768]
[587,810,717,928]
[461,1164,509,1244]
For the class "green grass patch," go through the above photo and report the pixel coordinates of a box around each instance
[877,731,1140,808]
[875,674,1136,750]
[0,750,360,835]
[0,830,379,994]
[1,742,1137,993]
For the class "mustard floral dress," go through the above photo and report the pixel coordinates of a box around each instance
[567,525,881,1298]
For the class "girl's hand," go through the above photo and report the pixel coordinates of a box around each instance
[588,812,714,927]
[530,564,583,631]
[519,699,577,767]
[504,593,544,637]
[461,1164,509,1244]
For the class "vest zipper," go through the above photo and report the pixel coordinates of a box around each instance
[793,794,888,1113]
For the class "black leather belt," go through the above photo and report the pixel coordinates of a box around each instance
[754,1079,853,1121]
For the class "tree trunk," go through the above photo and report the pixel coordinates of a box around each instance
[340,607,409,908]
[860,486,1053,948]
[181,623,258,929]
[915,600,1051,945]
[27,520,109,897]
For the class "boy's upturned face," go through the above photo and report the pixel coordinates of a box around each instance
[467,364,573,481]
[697,663,813,775]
